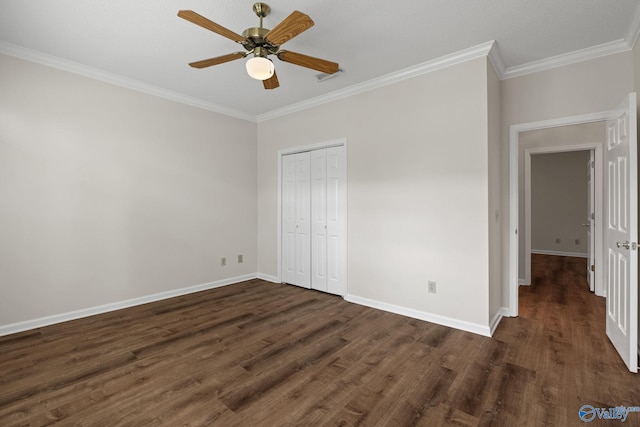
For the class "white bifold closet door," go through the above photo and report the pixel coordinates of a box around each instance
[282,146,346,296]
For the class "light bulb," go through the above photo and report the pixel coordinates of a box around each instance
[246,56,274,80]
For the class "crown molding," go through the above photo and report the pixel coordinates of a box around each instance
[0,41,256,122]
[502,39,631,80]
[3,22,637,124]
[487,41,506,80]
[257,41,496,122]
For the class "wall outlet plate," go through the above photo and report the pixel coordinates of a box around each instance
[428,281,437,293]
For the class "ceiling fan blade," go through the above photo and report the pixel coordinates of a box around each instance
[189,52,245,69]
[277,51,339,74]
[265,11,314,46]
[263,71,280,90]
[178,10,245,43]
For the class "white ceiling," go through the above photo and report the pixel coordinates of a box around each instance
[1,0,639,120]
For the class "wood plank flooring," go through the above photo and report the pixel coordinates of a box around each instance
[1,254,638,426]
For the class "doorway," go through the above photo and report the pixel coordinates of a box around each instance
[508,113,607,316]
[508,94,638,372]
[529,150,592,274]
[524,142,603,296]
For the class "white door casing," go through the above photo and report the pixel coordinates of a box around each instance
[605,92,638,373]
[509,112,608,316]
[587,150,595,291]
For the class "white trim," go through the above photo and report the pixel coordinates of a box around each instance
[257,273,279,283]
[278,138,347,156]
[531,250,588,258]
[0,274,256,337]
[345,294,491,337]
[519,278,526,286]
[502,39,631,80]
[489,307,510,336]
[257,41,496,122]
[0,41,255,123]
[4,35,638,122]
[509,111,610,316]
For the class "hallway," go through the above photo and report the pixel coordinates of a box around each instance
[493,254,640,424]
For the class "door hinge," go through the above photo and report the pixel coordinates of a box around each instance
[591,213,595,220]
[591,264,595,272]
[591,161,595,168]
[633,242,638,251]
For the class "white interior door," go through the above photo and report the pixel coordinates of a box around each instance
[311,149,328,292]
[281,152,311,289]
[294,153,311,288]
[326,146,347,296]
[605,92,638,373]
[282,154,297,285]
[586,150,595,292]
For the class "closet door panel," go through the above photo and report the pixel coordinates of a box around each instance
[281,154,297,285]
[294,152,311,288]
[326,146,347,296]
[311,149,328,291]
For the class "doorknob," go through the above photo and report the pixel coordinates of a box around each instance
[617,241,630,249]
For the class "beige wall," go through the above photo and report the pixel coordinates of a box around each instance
[258,57,493,329]
[487,60,503,325]
[0,54,257,326]
[502,51,634,125]
[530,151,590,254]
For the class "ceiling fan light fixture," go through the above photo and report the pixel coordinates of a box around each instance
[246,56,274,80]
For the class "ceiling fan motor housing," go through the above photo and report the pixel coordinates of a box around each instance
[241,27,279,54]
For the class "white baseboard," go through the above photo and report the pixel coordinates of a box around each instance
[0,275,518,341]
[489,307,510,336]
[0,273,257,337]
[257,273,279,283]
[344,294,492,337]
[531,249,588,258]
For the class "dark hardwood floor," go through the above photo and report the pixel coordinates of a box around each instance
[1,254,638,426]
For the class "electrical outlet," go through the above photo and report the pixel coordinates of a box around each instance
[575,239,580,245]
[238,254,243,263]
[428,281,437,294]
[555,238,561,244]
[221,257,226,267]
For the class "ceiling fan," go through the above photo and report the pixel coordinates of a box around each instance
[177,3,339,90]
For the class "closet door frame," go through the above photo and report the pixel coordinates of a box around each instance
[277,138,347,296]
